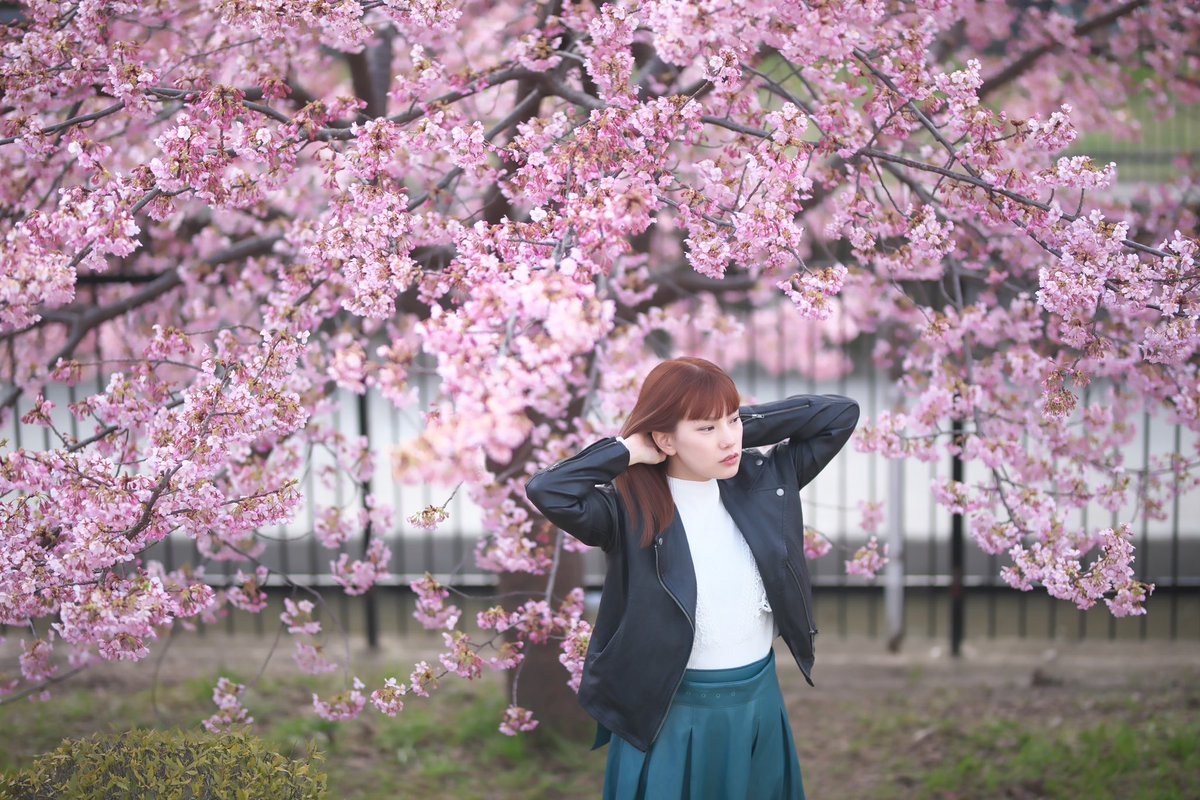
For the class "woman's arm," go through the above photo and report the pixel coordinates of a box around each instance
[525,437,634,551]
[740,394,860,489]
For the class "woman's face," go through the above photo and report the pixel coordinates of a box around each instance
[652,409,743,482]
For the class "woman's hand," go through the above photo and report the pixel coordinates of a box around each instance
[624,432,666,466]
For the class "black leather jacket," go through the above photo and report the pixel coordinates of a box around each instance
[525,394,860,752]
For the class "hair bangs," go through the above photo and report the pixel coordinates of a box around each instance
[675,368,740,422]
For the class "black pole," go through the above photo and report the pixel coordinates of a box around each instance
[359,392,379,651]
[950,417,965,657]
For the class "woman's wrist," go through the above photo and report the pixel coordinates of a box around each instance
[616,435,644,465]
[619,432,665,466]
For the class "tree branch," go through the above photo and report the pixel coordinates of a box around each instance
[859,147,1169,258]
[4,234,282,412]
[75,272,169,285]
[0,102,125,146]
[978,0,1150,99]
[317,65,538,140]
[538,76,604,111]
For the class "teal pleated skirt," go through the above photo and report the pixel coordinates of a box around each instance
[602,650,805,800]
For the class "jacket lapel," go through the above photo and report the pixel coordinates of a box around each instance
[719,479,789,570]
[657,511,697,627]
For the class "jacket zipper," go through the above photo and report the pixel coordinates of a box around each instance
[652,538,693,746]
[739,401,812,421]
[785,558,819,644]
[532,436,621,476]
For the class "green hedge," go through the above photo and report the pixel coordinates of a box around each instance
[0,728,327,800]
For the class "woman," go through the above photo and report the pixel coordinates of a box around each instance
[525,357,859,800]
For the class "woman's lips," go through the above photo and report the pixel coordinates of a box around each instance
[721,454,739,465]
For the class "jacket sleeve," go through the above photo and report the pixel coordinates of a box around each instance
[524,437,630,551]
[740,394,860,490]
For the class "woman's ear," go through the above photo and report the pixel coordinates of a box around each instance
[651,430,676,456]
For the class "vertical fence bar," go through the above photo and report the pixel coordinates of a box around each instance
[334,393,350,637]
[928,460,937,638]
[1109,494,1120,641]
[452,362,467,573]
[301,446,316,584]
[307,433,321,595]
[950,417,964,657]
[836,306,848,637]
[278,503,291,587]
[1076,385,1090,641]
[988,551,998,639]
[747,306,758,392]
[1140,411,1151,640]
[390,400,405,636]
[866,338,880,640]
[1172,424,1181,640]
[884,374,905,652]
[359,391,378,649]
[419,355,435,584]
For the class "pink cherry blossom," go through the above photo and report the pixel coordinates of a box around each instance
[312,678,367,722]
[858,500,885,534]
[845,537,889,579]
[281,598,321,636]
[407,661,438,698]
[559,618,592,693]
[370,678,408,717]
[411,572,462,630]
[499,704,539,736]
[330,539,391,596]
[293,641,339,675]
[803,527,834,560]
[203,677,253,733]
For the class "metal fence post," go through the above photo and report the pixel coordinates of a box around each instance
[950,417,965,657]
[884,380,905,651]
[359,392,379,650]
[885,452,906,651]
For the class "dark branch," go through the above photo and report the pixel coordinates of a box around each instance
[2,234,282,413]
[0,102,125,146]
[539,76,605,111]
[75,272,169,285]
[858,147,1169,258]
[978,0,1150,99]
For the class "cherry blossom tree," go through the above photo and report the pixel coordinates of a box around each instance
[2,0,1198,734]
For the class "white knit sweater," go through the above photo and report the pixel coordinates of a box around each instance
[667,475,776,669]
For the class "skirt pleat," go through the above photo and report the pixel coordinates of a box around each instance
[602,650,806,800]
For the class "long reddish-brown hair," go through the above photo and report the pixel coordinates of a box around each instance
[613,357,741,548]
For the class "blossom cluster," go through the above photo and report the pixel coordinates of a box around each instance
[845,537,889,579]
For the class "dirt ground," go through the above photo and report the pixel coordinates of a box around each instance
[6,632,1198,799]
[779,637,1200,798]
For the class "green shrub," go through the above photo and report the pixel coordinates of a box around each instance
[0,727,326,800]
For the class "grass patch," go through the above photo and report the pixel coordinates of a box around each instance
[921,719,1200,800]
[867,708,1200,800]
[0,662,604,799]
[343,681,604,799]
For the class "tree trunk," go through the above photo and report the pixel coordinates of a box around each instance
[497,547,593,743]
